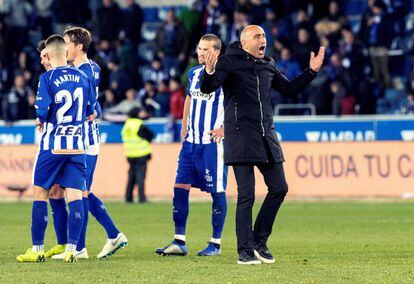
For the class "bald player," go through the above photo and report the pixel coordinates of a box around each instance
[200,25,325,264]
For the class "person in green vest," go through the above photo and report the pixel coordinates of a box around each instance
[121,107,154,203]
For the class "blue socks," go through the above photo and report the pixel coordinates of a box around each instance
[76,197,89,251]
[67,200,84,246]
[89,193,120,239]
[49,198,68,245]
[31,201,48,246]
[211,192,227,239]
[173,187,189,241]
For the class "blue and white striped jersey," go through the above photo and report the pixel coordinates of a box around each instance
[77,59,101,149]
[35,66,96,153]
[185,65,224,145]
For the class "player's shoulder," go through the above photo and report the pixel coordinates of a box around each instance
[89,59,101,72]
[188,65,203,78]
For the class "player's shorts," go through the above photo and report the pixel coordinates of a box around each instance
[33,150,86,191]
[175,141,228,193]
[86,154,98,191]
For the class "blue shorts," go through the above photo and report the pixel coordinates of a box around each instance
[175,141,228,193]
[86,154,98,191]
[33,150,86,191]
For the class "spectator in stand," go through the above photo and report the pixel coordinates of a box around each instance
[141,57,165,84]
[0,59,9,95]
[4,0,33,57]
[294,28,319,69]
[249,0,266,25]
[325,53,351,87]
[53,0,88,34]
[108,58,132,100]
[96,0,121,42]
[399,93,414,114]
[35,0,54,38]
[106,88,142,115]
[229,9,250,43]
[276,47,301,80]
[154,79,171,117]
[2,73,33,124]
[360,0,394,88]
[138,80,161,117]
[169,77,185,120]
[155,9,189,78]
[27,92,36,119]
[331,80,355,116]
[314,0,347,43]
[14,51,34,90]
[261,8,290,49]
[203,0,222,36]
[178,0,202,51]
[102,89,117,110]
[119,0,143,48]
[218,12,232,46]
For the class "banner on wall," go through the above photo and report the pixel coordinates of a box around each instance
[3,116,414,145]
[1,142,414,200]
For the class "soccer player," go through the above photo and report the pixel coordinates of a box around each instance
[16,34,96,263]
[156,34,227,256]
[35,40,70,259]
[61,26,127,259]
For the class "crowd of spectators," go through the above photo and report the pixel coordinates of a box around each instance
[0,0,413,124]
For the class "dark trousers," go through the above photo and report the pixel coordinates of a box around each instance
[126,157,148,203]
[233,162,288,254]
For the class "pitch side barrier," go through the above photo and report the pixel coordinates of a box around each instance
[1,115,414,145]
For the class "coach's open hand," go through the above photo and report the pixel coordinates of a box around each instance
[205,49,219,75]
[209,127,224,143]
[309,46,325,72]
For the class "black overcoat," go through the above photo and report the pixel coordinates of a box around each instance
[200,42,317,165]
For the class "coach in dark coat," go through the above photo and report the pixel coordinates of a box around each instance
[200,25,325,264]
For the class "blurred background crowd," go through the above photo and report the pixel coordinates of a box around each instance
[1,0,414,124]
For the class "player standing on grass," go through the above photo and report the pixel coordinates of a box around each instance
[156,34,227,256]
[16,35,96,263]
[34,40,71,259]
[54,26,127,259]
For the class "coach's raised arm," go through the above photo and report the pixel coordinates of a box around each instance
[199,25,326,265]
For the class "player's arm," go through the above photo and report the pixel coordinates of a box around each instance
[200,52,228,94]
[181,69,194,141]
[86,79,97,118]
[35,75,52,131]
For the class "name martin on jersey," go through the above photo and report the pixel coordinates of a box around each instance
[53,74,81,87]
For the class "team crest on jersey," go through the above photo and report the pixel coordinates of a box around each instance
[55,125,82,137]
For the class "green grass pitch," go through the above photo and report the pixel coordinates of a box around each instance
[1,201,413,283]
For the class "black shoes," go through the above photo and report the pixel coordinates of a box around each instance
[237,250,261,265]
[254,244,275,264]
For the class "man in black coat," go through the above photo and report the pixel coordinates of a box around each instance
[200,25,325,265]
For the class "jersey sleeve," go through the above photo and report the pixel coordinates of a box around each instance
[35,74,52,123]
[186,68,193,97]
[86,78,97,117]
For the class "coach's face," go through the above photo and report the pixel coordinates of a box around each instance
[241,25,267,58]
[197,39,219,65]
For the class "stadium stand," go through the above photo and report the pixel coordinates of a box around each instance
[0,0,414,124]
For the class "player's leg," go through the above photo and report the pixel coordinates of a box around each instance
[59,154,87,263]
[197,142,228,256]
[83,154,127,259]
[17,151,62,262]
[46,185,68,258]
[156,142,196,256]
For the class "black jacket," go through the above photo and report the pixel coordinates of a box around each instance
[200,42,317,165]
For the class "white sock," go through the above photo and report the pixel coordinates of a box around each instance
[65,243,77,253]
[210,238,221,245]
[174,234,186,242]
[32,245,44,252]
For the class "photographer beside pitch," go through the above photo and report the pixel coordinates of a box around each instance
[200,25,325,265]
